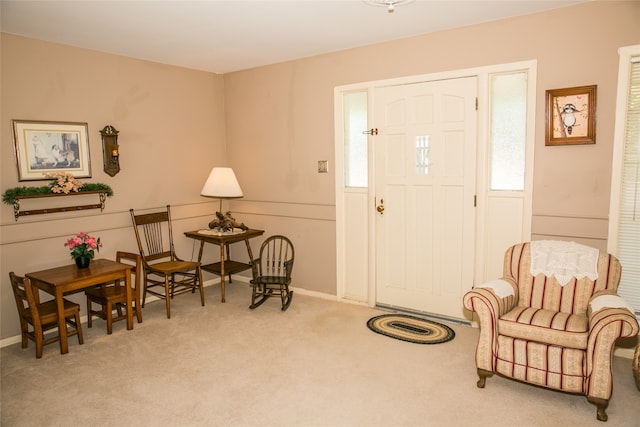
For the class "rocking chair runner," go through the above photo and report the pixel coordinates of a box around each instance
[249,235,295,311]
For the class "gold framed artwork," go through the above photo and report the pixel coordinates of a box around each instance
[545,85,596,146]
[12,120,91,181]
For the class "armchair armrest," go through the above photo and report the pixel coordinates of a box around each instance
[463,278,518,373]
[463,278,518,319]
[588,293,638,339]
[589,293,635,315]
[473,279,517,299]
[585,293,639,401]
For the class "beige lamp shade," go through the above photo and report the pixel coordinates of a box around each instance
[201,167,243,199]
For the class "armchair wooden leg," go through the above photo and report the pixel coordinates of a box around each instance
[476,368,493,388]
[587,396,609,422]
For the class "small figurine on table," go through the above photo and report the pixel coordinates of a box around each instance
[208,211,248,232]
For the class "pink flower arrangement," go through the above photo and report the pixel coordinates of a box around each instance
[64,232,102,260]
[46,172,83,194]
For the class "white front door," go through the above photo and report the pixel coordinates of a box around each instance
[374,77,477,319]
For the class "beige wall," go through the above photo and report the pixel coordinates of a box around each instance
[1,1,639,341]
[0,34,227,339]
[225,1,639,254]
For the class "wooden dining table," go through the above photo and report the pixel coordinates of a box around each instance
[26,258,133,354]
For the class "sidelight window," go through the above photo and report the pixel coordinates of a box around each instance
[489,72,527,191]
[343,91,368,188]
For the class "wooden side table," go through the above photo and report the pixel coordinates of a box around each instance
[184,229,264,303]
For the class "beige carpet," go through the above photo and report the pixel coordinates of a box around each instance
[2,282,639,427]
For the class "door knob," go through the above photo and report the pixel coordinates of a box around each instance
[376,199,384,214]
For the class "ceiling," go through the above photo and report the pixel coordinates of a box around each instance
[1,0,587,74]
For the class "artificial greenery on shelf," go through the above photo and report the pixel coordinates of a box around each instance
[2,172,113,205]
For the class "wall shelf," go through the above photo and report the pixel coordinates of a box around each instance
[12,191,108,221]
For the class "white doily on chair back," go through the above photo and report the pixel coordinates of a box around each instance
[530,240,599,286]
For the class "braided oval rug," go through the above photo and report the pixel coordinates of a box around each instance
[367,314,455,344]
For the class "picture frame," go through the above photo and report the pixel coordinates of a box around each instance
[12,120,92,181]
[545,85,596,146]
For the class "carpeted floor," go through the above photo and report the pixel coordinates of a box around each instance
[1,281,639,426]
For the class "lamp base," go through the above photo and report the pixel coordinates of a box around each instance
[208,211,248,232]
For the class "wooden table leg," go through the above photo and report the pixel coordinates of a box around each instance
[196,241,205,262]
[244,239,255,263]
[219,243,226,303]
[225,243,232,283]
[125,268,133,330]
[56,289,69,354]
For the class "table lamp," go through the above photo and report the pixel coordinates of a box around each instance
[200,167,246,232]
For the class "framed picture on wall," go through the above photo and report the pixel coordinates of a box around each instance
[545,85,597,146]
[12,120,92,181]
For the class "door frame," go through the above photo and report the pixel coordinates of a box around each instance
[335,61,536,311]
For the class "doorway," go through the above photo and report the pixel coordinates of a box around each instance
[373,78,477,318]
[335,62,535,321]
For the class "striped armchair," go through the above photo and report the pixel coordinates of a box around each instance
[463,241,639,422]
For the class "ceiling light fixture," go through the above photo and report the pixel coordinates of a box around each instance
[363,0,415,14]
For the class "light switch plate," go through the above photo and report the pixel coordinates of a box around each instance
[318,160,328,173]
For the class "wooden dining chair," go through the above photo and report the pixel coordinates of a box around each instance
[9,272,84,358]
[130,205,205,318]
[85,251,143,334]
